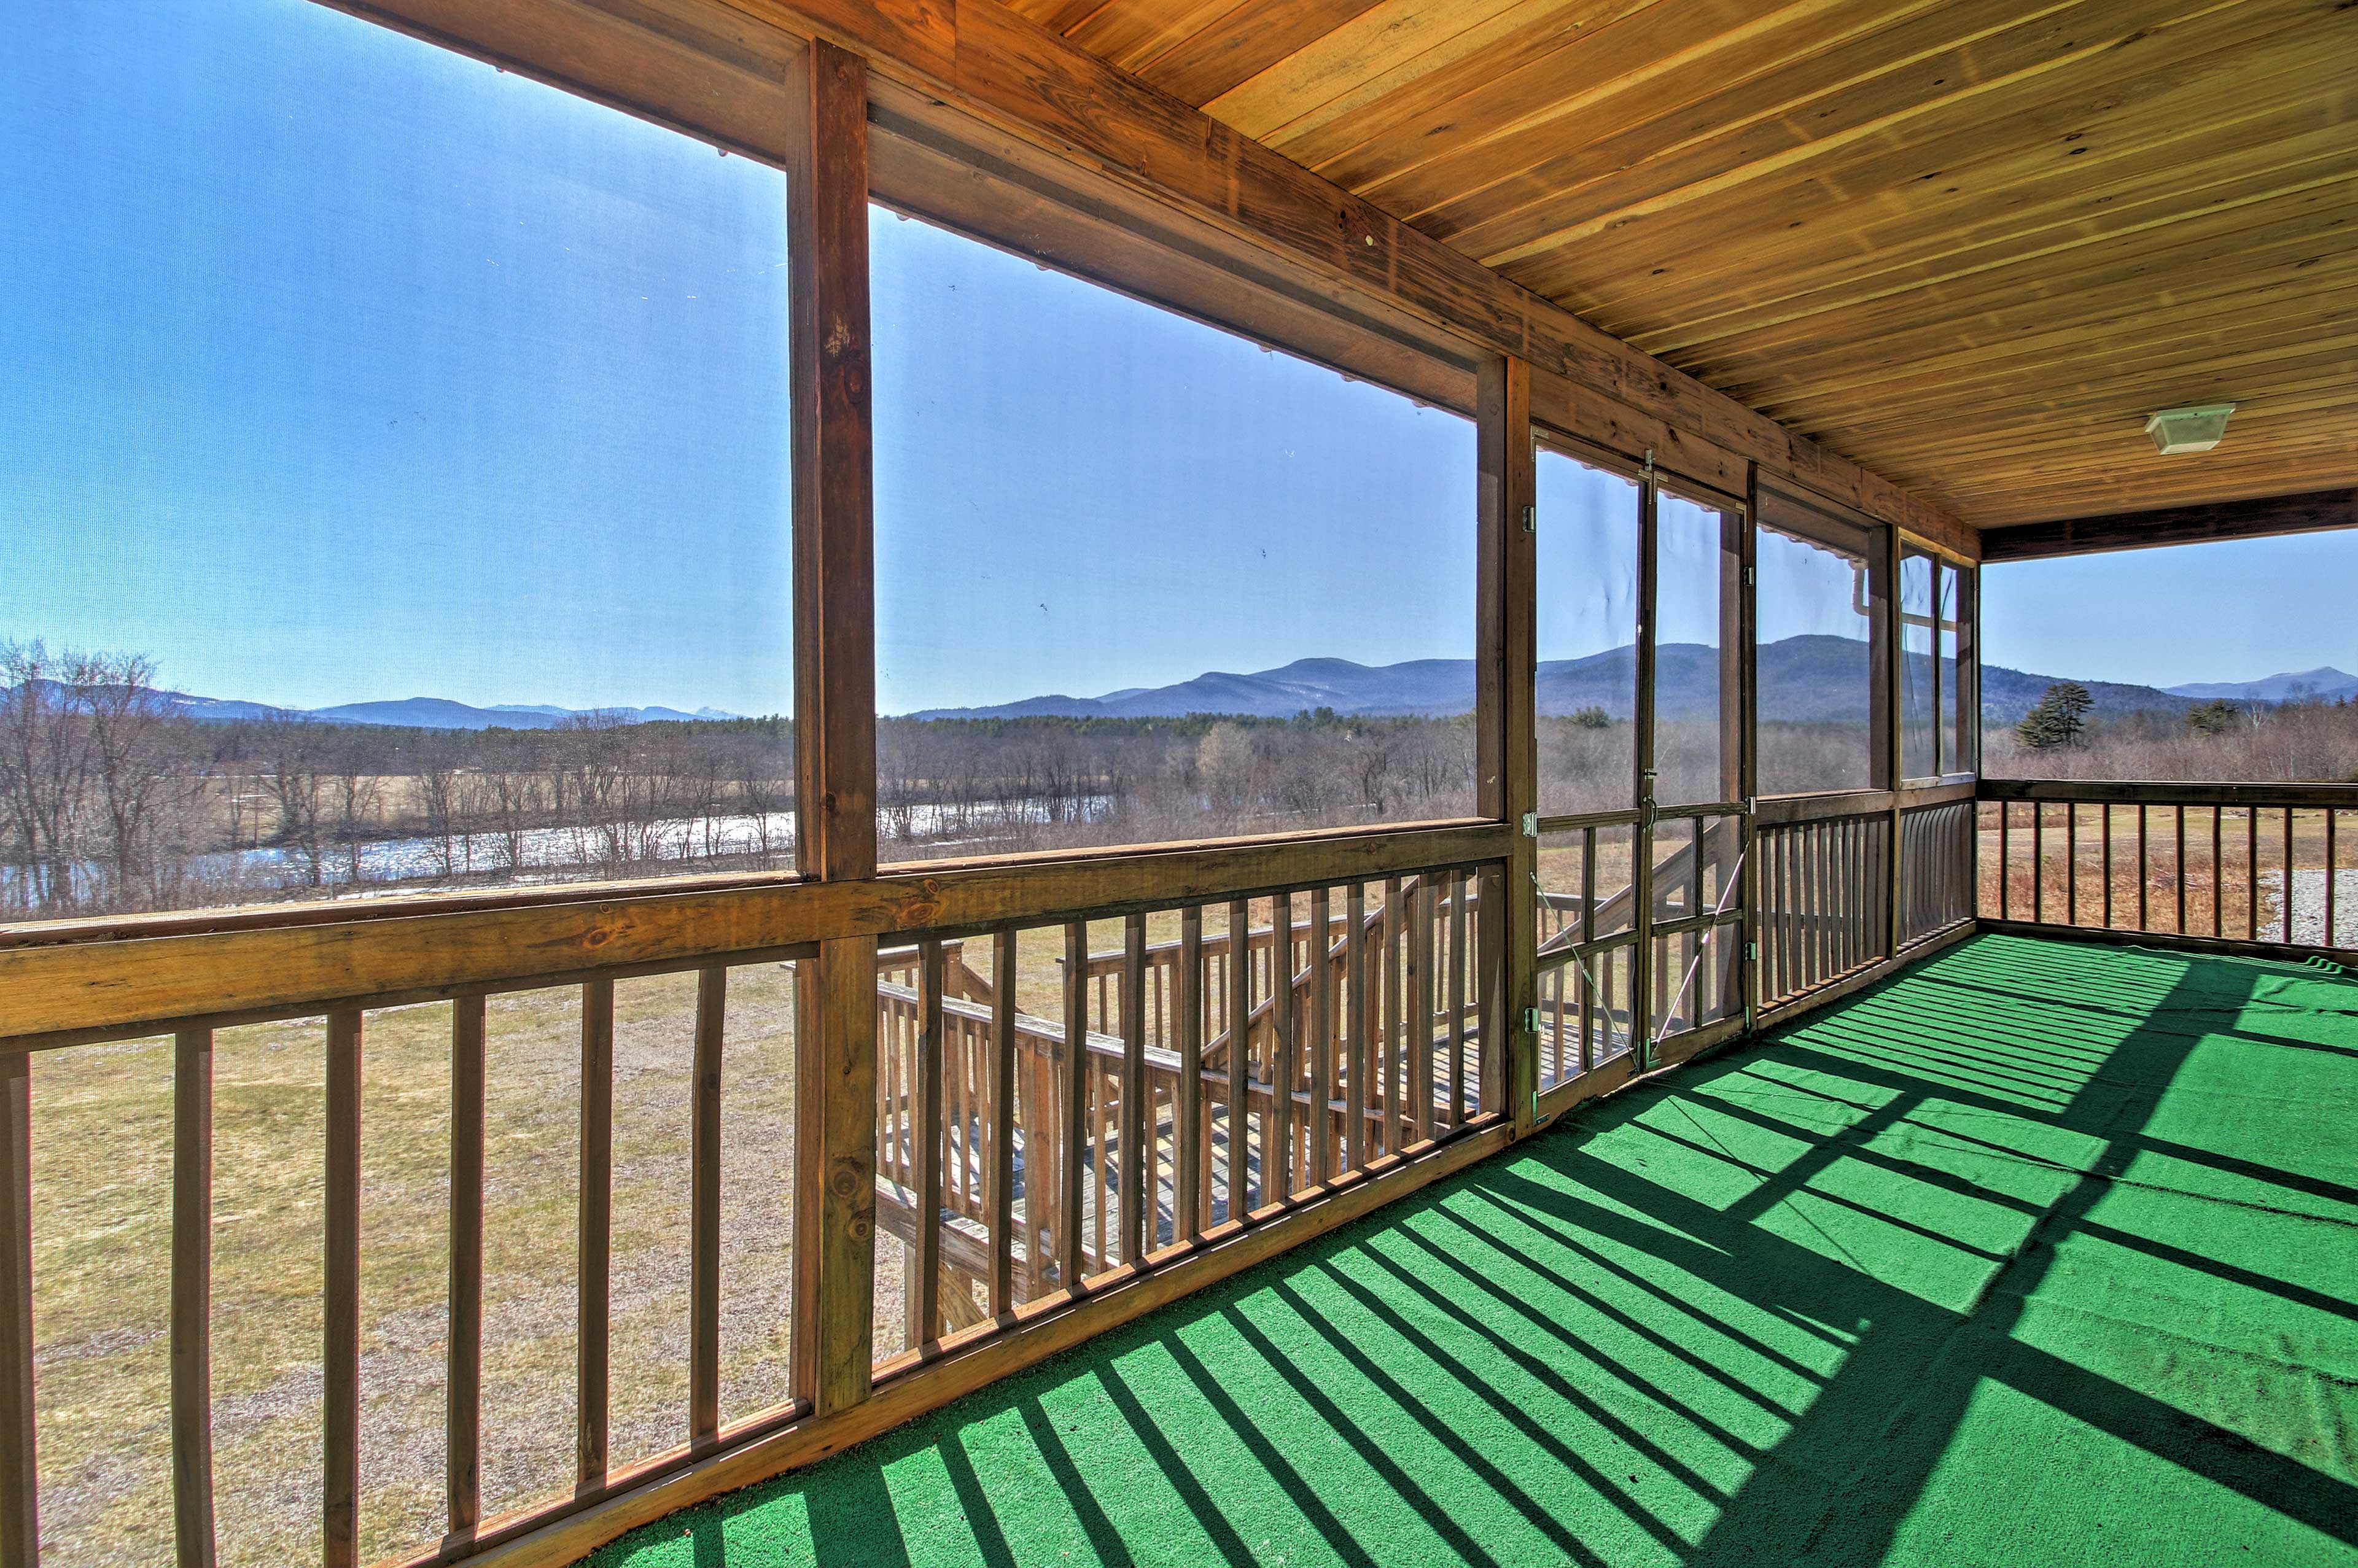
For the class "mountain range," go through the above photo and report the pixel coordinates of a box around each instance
[2164,666,2358,703]
[912,634,2255,726]
[35,639,2345,731]
[143,691,740,731]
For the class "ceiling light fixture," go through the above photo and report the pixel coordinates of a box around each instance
[2144,403,2236,454]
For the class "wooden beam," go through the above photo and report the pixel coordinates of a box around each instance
[791,34,876,884]
[787,34,882,1419]
[0,821,1505,1051]
[1978,487,2358,562]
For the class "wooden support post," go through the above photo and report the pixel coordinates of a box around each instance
[1881,529,1904,960]
[171,1031,216,1568]
[1477,355,1538,1131]
[690,968,725,1447]
[786,35,881,1417]
[1633,468,1660,1062]
[792,937,879,1410]
[324,1011,362,1568]
[446,998,484,1539]
[1735,466,1759,1022]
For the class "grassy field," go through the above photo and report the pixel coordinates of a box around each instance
[31,966,801,1566]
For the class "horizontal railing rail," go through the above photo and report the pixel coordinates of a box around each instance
[0,819,1504,1051]
[1978,779,2356,957]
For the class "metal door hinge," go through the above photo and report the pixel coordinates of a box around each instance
[1522,503,1536,533]
[1522,1007,1544,1036]
[1745,941,1759,961]
[1520,812,1538,837]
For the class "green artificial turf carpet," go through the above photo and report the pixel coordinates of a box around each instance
[592,934,2358,1567]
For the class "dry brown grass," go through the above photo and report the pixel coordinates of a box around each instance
[31,966,799,1566]
[1975,804,2358,942]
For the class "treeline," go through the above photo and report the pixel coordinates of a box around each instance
[1983,689,2358,782]
[1,640,1501,915]
[877,708,1480,859]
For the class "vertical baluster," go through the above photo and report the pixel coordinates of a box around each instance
[446,998,485,1536]
[2329,810,2340,950]
[687,970,725,1446]
[2136,804,2149,931]
[1344,885,1369,1173]
[912,942,944,1341]
[1829,825,1848,971]
[1268,891,1297,1204]
[0,1050,29,1568]
[576,981,613,1490]
[1307,888,1334,1184]
[1380,877,1403,1152]
[1120,916,1148,1263]
[2063,802,2077,926]
[2174,805,2187,934]
[1807,820,1821,977]
[1579,828,1598,1069]
[169,1030,216,1568]
[1174,912,1204,1243]
[2099,803,2113,929]
[324,1009,363,1567]
[1998,803,2011,920]
[1059,923,1088,1289]
[1225,901,1251,1217]
[1088,1061,1108,1269]
[2032,804,2046,924]
[2285,807,2297,944]
[1406,880,1433,1146]
[2209,806,2222,937]
[2245,806,2260,942]
[1770,826,1789,1001]
[1447,871,1469,1127]
[987,930,1017,1314]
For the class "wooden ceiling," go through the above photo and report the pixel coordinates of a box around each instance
[1002,0,2358,529]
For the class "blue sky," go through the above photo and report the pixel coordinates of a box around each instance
[2,0,2346,718]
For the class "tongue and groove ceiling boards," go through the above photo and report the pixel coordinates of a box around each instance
[1004,0,2358,529]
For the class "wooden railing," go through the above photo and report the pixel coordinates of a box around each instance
[1757,799,1890,1007]
[1899,798,1977,947]
[1531,806,1748,1084]
[0,823,1503,1568]
[871,870,1498,1355]
[1979,780,2358,957]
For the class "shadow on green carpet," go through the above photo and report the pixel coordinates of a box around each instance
[590,935,2358,1567]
